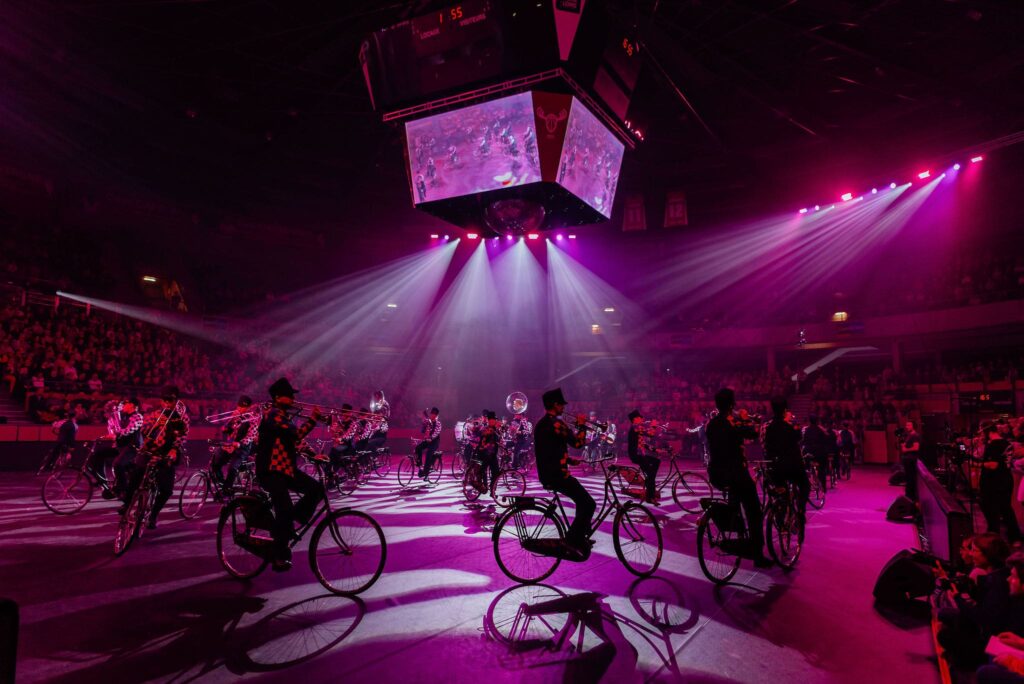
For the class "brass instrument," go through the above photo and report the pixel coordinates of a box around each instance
[206,406,264,425]
[506,391,528,415]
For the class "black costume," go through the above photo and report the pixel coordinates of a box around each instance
[763,417,810,519]
[979,438,1022,542]
[706,412,765,558]
[627,413,659,502]
[534,389,592,546]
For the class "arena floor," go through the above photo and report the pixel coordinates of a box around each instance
[3,462,935,683]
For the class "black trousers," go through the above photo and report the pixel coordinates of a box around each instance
[125,455,176,523]
[113,446,138,494]
[630,454,660,500]
[727,471,765,557]
[415,438,440,473]
[478,449,499,490]
[547,476,596,543]
[258,470,326,558]
[212,446,251,489]
[811,453,829,491]
[770,463,810,519]
[328,442,354,469]
[980,472,1022,542]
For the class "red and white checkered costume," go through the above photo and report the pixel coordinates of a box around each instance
[256,406,316,477]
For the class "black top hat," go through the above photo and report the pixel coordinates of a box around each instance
[268,377,299,399]
[542,387,568,409]
[628,410,642,421]
[238,395,253,407]
[341,403,353,411]
[161,385,180,401]
[483,410,497,420]
[430,407,440,415]
[126,397,141,409]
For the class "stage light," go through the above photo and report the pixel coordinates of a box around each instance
[832,311,848,322]
[918,171,930,179]
[890,182,897,189]
[603,307,615,313]
[141,276,158,283]
[386,303,398,309]
[953,163,961,170]
[467,233,479,239]
[971,155,984,163]
[798,208,808,214]
[841,192,853,202]
[871,188,878,194]
[556,234,563,241]
[814,205,820,211]
[430,234,439,239]
[492,237,499,242]
[443,234,450,240]
[568,234,577,239]
[590,324,602,335]
[940,173,946,178]
[527,233,539,240]
[506,234,513,241]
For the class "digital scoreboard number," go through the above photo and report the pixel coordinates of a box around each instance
[412,0,491,42]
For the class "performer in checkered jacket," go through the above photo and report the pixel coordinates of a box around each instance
[416,407,443,478]
[256,377,325,571]
[211,395,260,491]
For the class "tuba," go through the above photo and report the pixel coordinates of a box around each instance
[506,391,528,416]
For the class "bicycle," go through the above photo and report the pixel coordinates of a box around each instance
[114,456,170,556]
[177,441,257,519]
[837,449,852,481]
[397,439,444,488]
[215,469,387,596]
[463,452,526,507]
[580,442,617,473]
[803,454,827,509]
[37,443,74,476]
[695,486,757,584]
[41,439,118,515]
[492,460,663,583]
[608,448,712,514]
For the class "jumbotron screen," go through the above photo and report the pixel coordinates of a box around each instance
[405,91,543,205]
[557,97,624,218]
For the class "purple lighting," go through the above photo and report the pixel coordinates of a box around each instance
[568,234,577,239]
[953,163,961,170]
[890,182,897,189]
[918,171,931,179]
[430,234,439,239]
[841,192,853,202]
[971,155,984,163]
[799,208,808,214]
[556,234,563,241]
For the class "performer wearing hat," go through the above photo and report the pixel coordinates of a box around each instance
[111,397,144,497]
[534,388,593,556]
[328,404,358,469]
[256,377,325,571]
[627,410,661,504]
[507,412,533,469]
[212,395,259,492]
[763,396,810,529]
[416,407,443,479]
[121,386,190,529]
[706,388,771,567]
[476,410,501,491]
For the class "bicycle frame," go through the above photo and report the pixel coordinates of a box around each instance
[544,466,625,539]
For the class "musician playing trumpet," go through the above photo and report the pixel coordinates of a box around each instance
[416,408,443,479]
[627,410,661,504]
[328,404,358,470]
[256,377,324,572]
[121,386,190,529]
[211,395,259,492]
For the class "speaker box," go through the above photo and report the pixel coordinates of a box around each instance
[874,549,936,604]
[887,495,916,521]
[0,598,17,684]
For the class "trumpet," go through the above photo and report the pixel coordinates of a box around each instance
[206,406,265,425]
[575,417,608,432]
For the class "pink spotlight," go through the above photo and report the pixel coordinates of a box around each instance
[889,182,897,189]
[568,234,577,239]
[871,188,878,194]
[953,163,961,171]
[430,234,439,239]
[798,208,808,214]
[467,232,479,239]
[917,170,930,179]
[556,234,564,240]
[527,233,539,240]
[971,155,984,163]
[841,192,853,202]
[506,234,513,241]
[443,234,450,240]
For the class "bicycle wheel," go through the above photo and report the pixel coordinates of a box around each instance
[427,455,444,485]
[397,458,417,488]
[336,461,360,496]
[766,506,802,570]
[42,468,94,515]
[178,471,210,520]
[114,489,147,556]
[840,456,852,480]
[696,509,741,584]
[808,475,826,510]
[374,451,391,478]
[309,509,387,596]
[174,453,191,484]
[217,496,270,579]
[492,503,565,584]
[672,471,712,514]
[613,502,663,577]
[462,465,483,502]
[451,451,466,478]
[492,469,526,508]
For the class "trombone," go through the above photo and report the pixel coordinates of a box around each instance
[206,407,264,425]
[291,401,381,420]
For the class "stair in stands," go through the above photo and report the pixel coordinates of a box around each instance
[0,392,33,426]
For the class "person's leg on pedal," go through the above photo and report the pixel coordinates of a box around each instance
[550,476,596,552]
[259,471,297,569]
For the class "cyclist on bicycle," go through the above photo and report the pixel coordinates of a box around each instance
[476,410,501,491]
[706,388,772,568]
[41,406,84,472]
[627,410,660,504]
[534,387,592,558]
[763,397,810,528]
[838,422,856,475]
[212,395,259,493]
[416,407,443,479]
[111,398,144,497]
[255,377,325,572]
[801,415,833,494]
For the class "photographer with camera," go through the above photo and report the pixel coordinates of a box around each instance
[899,420,921,500]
